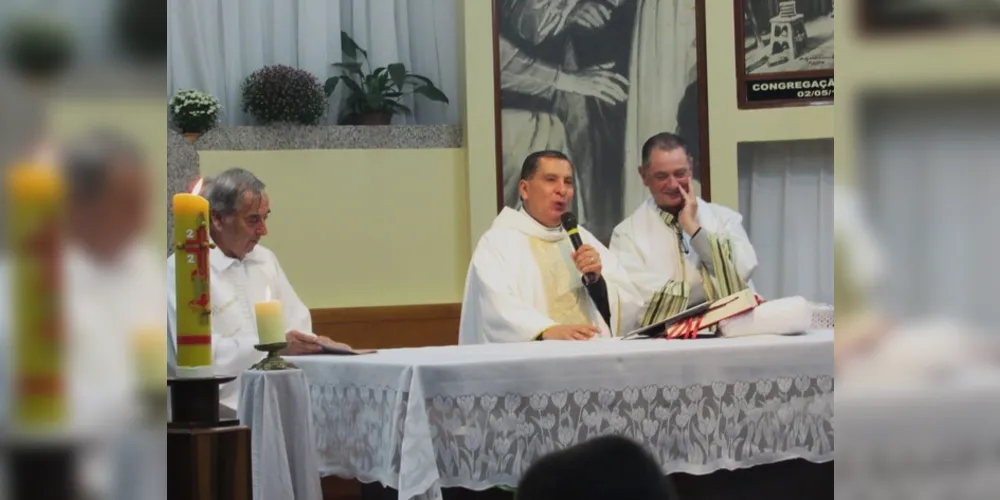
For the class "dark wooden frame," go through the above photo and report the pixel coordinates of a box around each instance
[734,0,834,109]
[491,0,713,212]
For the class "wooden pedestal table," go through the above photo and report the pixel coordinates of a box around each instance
[4,441,77,499]
[167,376,252,500]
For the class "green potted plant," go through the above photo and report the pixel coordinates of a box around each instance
[2,15,75,84]
[324,31,449,125]
[169,89,222,143]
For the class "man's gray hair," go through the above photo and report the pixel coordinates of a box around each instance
[201,167,266,216]
[62,128,145,202]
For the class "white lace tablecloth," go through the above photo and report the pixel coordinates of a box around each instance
[291,330,834,500]
[238,369,323,500]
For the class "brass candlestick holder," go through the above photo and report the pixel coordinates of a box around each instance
[250,342,297,371]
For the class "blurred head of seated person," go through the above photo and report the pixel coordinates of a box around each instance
[458,150,642,344]
[61,130,165,428]
[63,128,170,487]
[516,435,674,500]
[166,167,350,413]
[610,132,758,329]
[63,129,152,262]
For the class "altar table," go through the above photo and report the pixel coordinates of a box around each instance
[291,330,834,500]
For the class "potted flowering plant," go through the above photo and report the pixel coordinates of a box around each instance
[241,65,327,125]
[325,31,449,125]
[169,89,222,143]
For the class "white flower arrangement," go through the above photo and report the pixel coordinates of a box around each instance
[169,89,222,134]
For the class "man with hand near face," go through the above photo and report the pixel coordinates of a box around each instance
[459,151,643,344]
[167,167,350,415]
[610,133,758,327]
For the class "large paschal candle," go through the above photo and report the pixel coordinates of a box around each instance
[172,179,213,372]
[7,162,67,432]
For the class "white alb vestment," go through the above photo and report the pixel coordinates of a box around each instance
[167,242,311,411]
[459,208,643,344]
[610,197,757,320]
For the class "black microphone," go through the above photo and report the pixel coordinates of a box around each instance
[560,211,597,285]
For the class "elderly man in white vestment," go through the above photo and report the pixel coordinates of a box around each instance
[459,151,643,343]
[611,133,757,327]
[167,168,349,415]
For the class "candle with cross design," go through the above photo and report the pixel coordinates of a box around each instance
[7,161,67,432]
[172,178,214,372]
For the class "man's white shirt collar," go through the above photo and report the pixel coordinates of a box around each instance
[209,238,264,272]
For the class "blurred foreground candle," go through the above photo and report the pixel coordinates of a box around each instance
[172,179,213,373]
[133,325,167,391]
[255,288,285,345]
[6,161,66,432]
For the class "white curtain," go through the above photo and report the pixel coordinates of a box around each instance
[861,93,1000,328]
[167,0,460,125]
[738,139,834,305]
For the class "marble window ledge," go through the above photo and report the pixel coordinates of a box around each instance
[178,124,463,150]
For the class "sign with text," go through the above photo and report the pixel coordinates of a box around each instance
[744,76,834,106]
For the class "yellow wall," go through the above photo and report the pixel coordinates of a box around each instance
[199,149,470,307]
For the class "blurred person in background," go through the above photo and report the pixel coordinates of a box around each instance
[60,128,163,428]
[62,129,165,498]
[167,167,351,418]
[833,186,889,369]
[834,186,1000,386]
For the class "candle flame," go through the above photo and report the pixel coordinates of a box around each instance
[191,178,204,195]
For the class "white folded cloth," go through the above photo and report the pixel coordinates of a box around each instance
[720,296,814,337]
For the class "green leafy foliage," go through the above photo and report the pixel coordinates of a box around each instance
[2,15,75,81]
[325,32,449,123]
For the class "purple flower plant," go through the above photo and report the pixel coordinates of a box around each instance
[241,64,327,125]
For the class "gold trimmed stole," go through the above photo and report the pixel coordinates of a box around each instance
[528,237,593,326]
[640,210,748,327]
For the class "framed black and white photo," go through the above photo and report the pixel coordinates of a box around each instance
[491,0,711,244]
[735,0,834,109]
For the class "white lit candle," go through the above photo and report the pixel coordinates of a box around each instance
[254,286,285,345]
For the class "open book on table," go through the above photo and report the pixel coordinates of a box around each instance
[622,289,762,340]
[315,344,377,356]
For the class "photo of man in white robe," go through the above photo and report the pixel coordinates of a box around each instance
[459,150,643,344]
